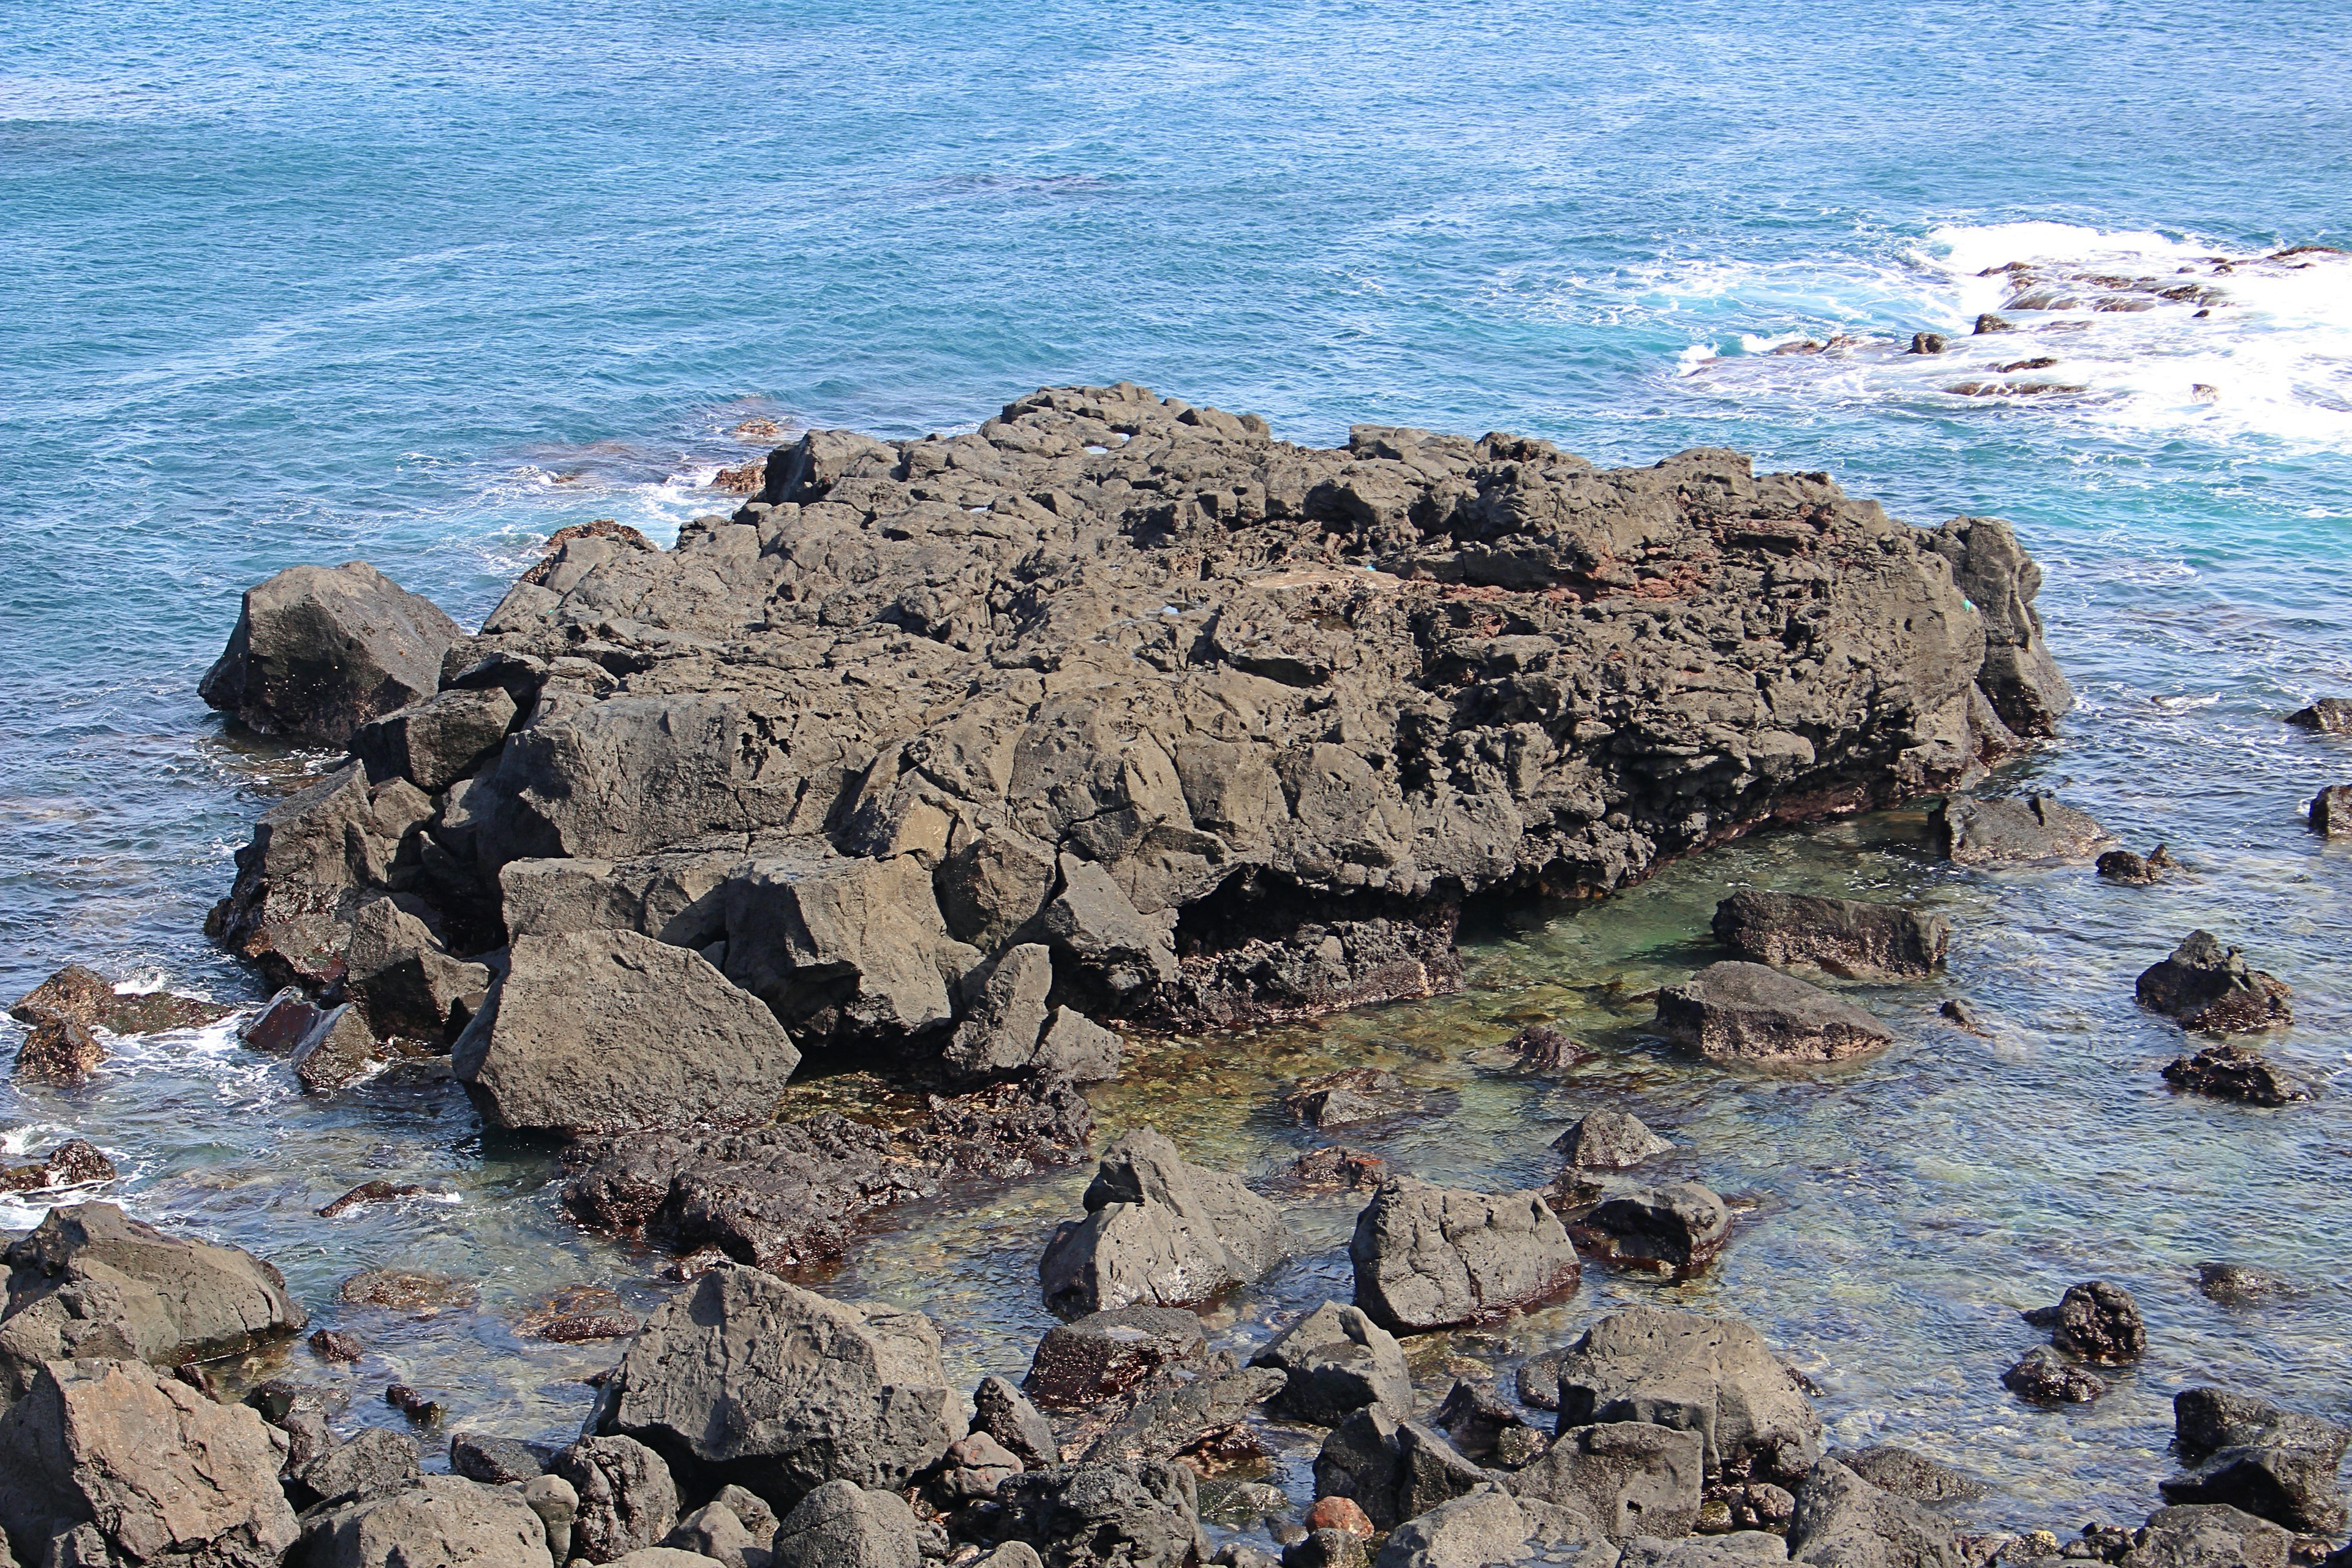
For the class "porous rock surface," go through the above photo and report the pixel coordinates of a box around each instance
[1038,1128,1285,1318]
[1349,1177,1580,1332]
[2135,932,2293,1034]
[1654,964,1891,1065]
[1550,1308,1822,1484]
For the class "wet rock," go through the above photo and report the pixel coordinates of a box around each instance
[15,1016,104,1081]
[0,1138,115,1193]
[1503,1025,1586,1075]
[1285,1068,1403,1128]
[386,1383,444,1424]
[2197,1262,2294,1304]
[1431,1381,1545,1469]
[1785,1455,1960,1568]
[995,1458,1202,1568]
[665,1499,772,1568]
[1517,1350,1569,1412]
[1839,1448,1985,1504]
[319,1179,430,1218]
[2136,932,2293,1033]
[244,1378,333,1476]
[1552,1308,1822,1485]
[2310,788,2352,839]
[312,1327,366,1362]
[1370,1485,1536,1568]
[200,560,462,743]
[1251,1301,1414,1425]
[1554,1111,1674,1172]
[1295,1147,1389,1191]
[2162,1388,2349,1534]
[0,1202,306,1399]
[517,1284,641,1343]
[239,989,323,1053]
[1039,1128,1284,1319]
[453,929,802,1136]
[1349,1177,1580,1333]
[1512,1421,1705,1539]
[1286,1528,1368,1568]
[1025,1303,1207,1410]
[1929,517,2074,737]
[1569,1182,1732,1275]
[1719,1483,1796,1534]
[1654,964,1891,1065]
[2162,1044,2312,1106]
[350,686,518,792]
[2000,1349,2103,1406]
[769,1481,921,1568]
[1936,1000,1986,1035]
[299,1426,423,1506]
[2038,1282,2144,1364]
[1079,1359,1287,1469]
[552,1434,680,1563]
[2125,1505,2290,1568]
[973,1374,1060,1469]
[1710,894,1949,980]
[2096,846,2177,884]
[2286,698,2352,736]
[343,894,492,1042]
[451,1430,548,1483]
[1931,796,2109,866]
[1907,333,1947,355]
[299,1473,551,1568]
[293,1003,386,1091]
[8,964,234,1036]
[603,1264,962,1504]
[339,1267,478,1313]
[0,1357,300,1568]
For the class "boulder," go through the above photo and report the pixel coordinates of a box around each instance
[995,1459,1202,1568]
[1553,1110,1673,1171]
[453,929,802,1135]
[1838,1448,1984,1504]
[1371,1486,1536,1568]
[14,1017,104,1082]
[1430,1382,1546,1469]
[663,1500,769,1568]
[769,1481,921,1568]
[298,1474,550,1568]
[291,1003,385,1091]
[451,1430,546,1483]
[2197,1263,2294,1304]
[938,830,1058,952]
[1620,1537,1788,1568]
[1931,796,2109,866]
[2161,1388,2348,1534]
[2097,845,2177,884]
[298,1426,423,1506]
[7,965,233,1036]
[1024,1305,1206,1410]
[1349,1177,1580,1333]
[2123,1506,2289,1568]
[2041,1281,2144,1363]
[938,1430,1025,1501]
[973,1374,1061,1469]
[1503,1025,1585,1075]
[1284,1069,1403,1128]
[200,561,461,743]
[0,1139,115,1194]
[1709,894,1948,980]
[1927,516,2073,737]
[350,687,518,792]
[1516,1350,1568,1412]
[1251,1301,1413,1425]
[1041,857,1180,1000]
[1785,1456,1959,1568]
[1550,1309,1822,1484]
[603,1264,961,1506]
[0,1358,299,1568]
[2136,933,2293,1033]
[1295,1148,1389,1191]
[945,944,1051,1082]
[1077,1361,1286,1468]
[551,1434,680,1563]
[1310,1412,1493,1531]
[1653,965,1891,1065]
[719,852,979,1042]
[0,1202,306,1400]
[1038,1129,1284,1319]
[1569,1182,1731,1275]
[2286,698,2352,736]
[527,1476,579,1564]
[343,895,492,1042]
[1509,1421,1705,1539]
[2311,787,2352,839]
[2162,1044,2312,1106]
[1999,1348,2101,1405]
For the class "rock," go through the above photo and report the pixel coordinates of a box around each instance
[2041,1282,2144,1363]
[1295,1148,1388,1191]
[2197,1262,2294,1304]
[995,1459,1202,1568]
[1928,518,2073,737]
[769,1482,921,1568]
[312,1327,366,1362]
[551,1434,680,1563]
[1709,894,1948,980]
[2000,1349,2102,1405]
[1972,315,2011,334]
[451,1430,547,1483]
[2097,846,2177,884]
[1349,1177,1580,1333]
[1551,1309,1822,1485]
[938,1430,1025,1501]
[386,1383,444,1424]
[946,944,1054,1082]
[1430,1381,1545,1469]
[299,1426,423,1506]
[1569,1182,1732,1275]
[0,1357,300,1568]
[1511,1421,1705,1539]
[665,1500,769,1568]
[292,1002,386,1091]
[1284,1068,1403,1128]
[2161,1388,2348,1533]
[2136,932,2293,1033]
[1308,1498,1376,1537]
[1721,1484,1796,1534]
[0,1202,306,1400]
[240,989,323,1053]
[453,929,802,1135]
[299,1474,551,1568]
[1286,1529,1368,1568]
[1038,1128,1284,1318]
[1621,1537,1789,1568]
[15,1017,104,1081]
[1838,1449,1984,1504]
[2124,1506,2290,1568]
[1785,1456,1959,1568]
[1310,1412,1493,1531]
[343,895,492,1042]
[1035,1008,1126,1084]
[1025,1304,1207,1410]
[0,1139,116,1194]
[1502,1025,1585,1075]
[243,1378,333,1474]
[200,561,461,743]
[1251,1301,1413,1425]
[1072,1354,1284,1469]
[1931,796,2109,866]
[1041,857,1180,1001]
[1371,1485,1535,1568]
[983,1548,1051,1568]
[1517,1351,1568,1413]
[528,1474,580,1563]
[2310,788,2352,839]
[1554,1111,1673,1172]
[603,1264,961,1505]
[973,1374,1060,1469]
[339,1267,478,1312]
[715,1485,781,1542]
[319,1179,430,1218]
[1653,965,1891,1065]
[7,965,233,1035]
[1907,333,1947,355]
[2286,698,2352,736]
[350,687,518,792]
[2162,1044,2312,1106]
[605,1551,723,1568]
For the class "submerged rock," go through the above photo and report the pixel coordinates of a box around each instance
[2162,1043,2312,1106]
[1710,892,1948,979]
[1501,1024,1586,1075]
[2037,1281,2145,1364]
[1550,1308,1822,1485]
[1932,794,2109,866]
[0,1137,115,1194]
[1654,963,1891,1065]
[2000,1348,2103,1406]
[1294,1147,1389,1191]
[1038,1128,1284,1319]
[2197,1262,2295,1304]
[13,1017,104,1082]
[2096,845,2178,884]
[1349,1177,1580,1332]
[8,964,233,1036]
[2136,932,2293,1033]
[200,560,462,744]
[1568,1180,1732,1275]
[1284,1067,1403,1128]
[2286,697,2352,735]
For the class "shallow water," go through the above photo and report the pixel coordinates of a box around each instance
[4,0,2352,1539]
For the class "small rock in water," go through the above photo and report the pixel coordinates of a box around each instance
[1907,331,1948,354]
[1283,1067,1401,1128]
[339,1267,480,1313]
[15,1016,105,1081]
[1349,1177,1581,1332]
[2309,787,2352,839]
[1553,1108,1674,1170]
[385,1382,444,1423]
[711,459,766,494]
[2042,1281,2146,1364]
[1569,1180,1732,1276]
[1711,891,1949,979]
[2097,844,2178,883]
[1503,1023,1586,1074]
[517,1283,641,1341]
[2136,931,2293,1033]
[1655,962,1893,1064]
[1294,1147,1387,1191]
[9,963,233,1035]
[317,1179,429,1218]
[1933,794,2111,866]
[2285,697,2352,734]
[2001,1347,2105,1405]
[2198,1262,2296,1303]
[1939,999,1989,1035]
[2164,1043,2313,1106]
[238,989,323,1054]
[310,1327,365,1362]
[1974,313,2013,333]
[0,1137,116,1192]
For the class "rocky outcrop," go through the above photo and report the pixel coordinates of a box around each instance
[2000,1349,2101,1406]
[1251,1301,1414,1425]
[2035,1281,2144,1364]
[1838,1448,1983,1504]
[2136,933,2293,1034]
[1038,1129,1284,1319]
[2161,1387,2349,1534]
[2287,698,2352,735]
[2310,787,2352,839]
[1931,796,2108,866]
[1928,517,2073,738]
[1709,894,1947,980]
[1349,1178,1580,1332]
[2162,1044,2312,1106]
[352,687,519,793]
[1550,1309,1822,1485]
[200,561,461,743]
[1654,964,1891,1065]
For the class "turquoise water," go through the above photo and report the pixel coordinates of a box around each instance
[4,0,2352,1534]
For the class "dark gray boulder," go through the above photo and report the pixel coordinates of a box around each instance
[995,1458,1204,1568]
[1371,1486,1538,1568]
[1349,1177,1580,1333]
[2124,1505,2290,1568]
[1077,1360,1286,1468]
[2000,1348,2102,1406]
[1785,1455,1960,1568]
[1553,1110,1673,1171]
[298,1474,551,1568]
[1025,1304,1207,1411]
[342,894,492,1042]
[1654,964,1891,1065]
[1310,1411,1494,1531]
[1931,795,2109,867]
[551,1434,680,1563]
[2198,1263,2294,1304]
[1711,893,1948,980]
[297,1427,423,1507]
[1430,1381,1545,1469]
[973,1374,1061,1469]
[200,561,461,744]
[1038,1128,1284,1319]
[2041,1281,2145,1363]
[1508,1420,1705,1539]
[291,1002,385,1091]
[2310,786,2352,839]
[2097,845,2178,884]
[1838,1448,1984,1504]
[8,964,234,1036]
[2161,1387,2348,1534]
[769,1480,921,1568]
[454,929,802,1135]
[1550,1308,1822,1485]
[450,1430,546,1483]
[350,687,518,792]
[13,1017,103,1082]
[2137,933,2293,1033]
[664,1499,772,1568]
[1569,1182,1732,1275]
[1619,1536,1789,1568]
[1251,1300,1413,1425]
[2287,698,2352,736]
[2163,1044,2312,1106]
[1928,516,2073,737]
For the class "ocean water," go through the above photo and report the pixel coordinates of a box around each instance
[4,0,2352,1534]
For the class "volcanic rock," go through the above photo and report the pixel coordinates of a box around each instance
[2038,1281,2144,1364]
[1840,1447,1985,1504]
[769,1481,921,1568]
[552,1434,681,1562]
[339,1268,477,1312]
[200,560,461,744]
[1294,1147,1389,1191]
[2161,1387,2349,1534]
[1025,1305,1207,1410]
[2126,1506,2290,1568]
[2136,932,2292,1033]
[0,1139,115,1194]
[1654,963,1891,1065]
[1502,1025,1585,1074]
[8,964,233,1036]
[1553,1110,1673,1170]
[1038,1128,1284,1318]
[2162,1044,2312,1106]
[1711,892,1948,979]
[1349,1177,1580,1332]
[1251,1301,1414,1425]
[300,1473,552,1568]
[1310,1412,1493,1531]
[1785,1456,1960,1568]
[298,1426,423,1507]
[2311,788,2352,839]
[343,894,492,1042]
[995,1459,1204,1568]
[15,1017,104,1082]
[1510,1420,1705,1539]
[351,686,518,793]
[1550,1308,1823,1484]
[1619,1538,1789,1568]
[1928,516,2073,737]
[1284,1068,1403,1128]
[292,1003,386,1091]
[451,1431,548,1483]
[1569,1181,1732,1275]
[1371,1486,1537,1568]
[1429,1381,1545,1468]
[973,1374,1061,1469]
[2286,698,2352,735]
[664,1499,771,1568]
[1079,1360,1287,1468]
[2198,1262,2294,1304]
[2000,1349,2102,1405]
[1932,796,2109,866]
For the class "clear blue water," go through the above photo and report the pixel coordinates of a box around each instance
[4,0,2351,1533]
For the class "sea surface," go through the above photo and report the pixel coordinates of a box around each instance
[4,0,2351,1536]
